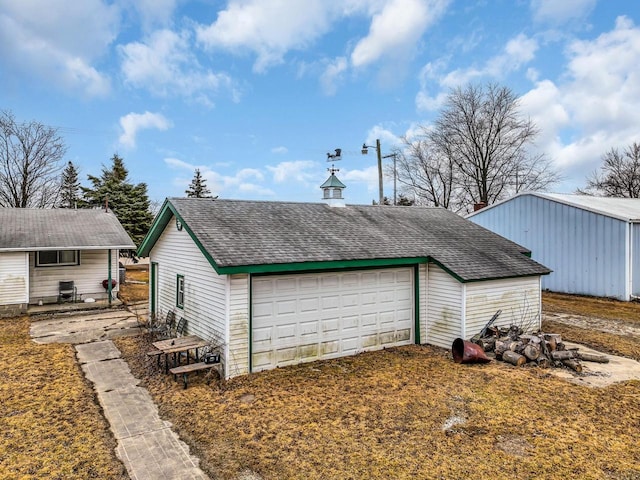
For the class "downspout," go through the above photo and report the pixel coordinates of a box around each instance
[108,249,113,306]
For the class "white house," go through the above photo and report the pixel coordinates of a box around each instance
[467,192,640,300]
[138,197,550,378]
[0,208,135,317]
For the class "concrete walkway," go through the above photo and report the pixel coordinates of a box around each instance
[76,340,209,480]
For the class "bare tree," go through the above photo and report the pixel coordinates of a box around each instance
[582,142,640,197]
[429,83,559,209]
[0,110,66,207]
[395,133,458,209]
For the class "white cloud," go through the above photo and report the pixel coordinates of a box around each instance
[164,158,274,197]
[119,28,236,103]
[119,111,171,148]
[126,0,177,30]
[417,33,538,111]
[271,146,289,154]
[530,0,596,25]
[351,0,449,68]
[267,160,317,183]
[518,16,640,190]
[0,0,118,96]
[196,0,336,73]
[320,56,348,96]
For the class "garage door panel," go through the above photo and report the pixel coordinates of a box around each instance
[299,320,318,336]
[252,268,414,371]
[321,318,339,333]
[275,324,296,341]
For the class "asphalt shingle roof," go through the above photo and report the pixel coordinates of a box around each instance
[166,198,550,282]
[0,208,136,251]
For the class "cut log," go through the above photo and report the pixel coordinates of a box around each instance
[523,343,541,361]
[536,355,551,369]
[576,352,609,364]
[556,342,566,351]
[523,334,542,344]
[475,337,496,352]
[509,341,524,353]
[494,340,510,359]
[562,359,583,373]
[551,350,575,361]
[502,350,526,367]
[544,334,561,351]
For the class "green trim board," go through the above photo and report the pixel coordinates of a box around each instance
[151,262,158,315]
[176,274,184,309]
[248,273,253,373]
[414,265,420,345]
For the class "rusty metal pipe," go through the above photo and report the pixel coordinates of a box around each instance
[452,338,491,364]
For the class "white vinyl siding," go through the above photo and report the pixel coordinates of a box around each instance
[465,276,541,337]
[150,215,227,346]
[426,264,463,349]
[0,252,29,305]
[29,249,119,303]
[227,274,249,378]
[251,268,414,372]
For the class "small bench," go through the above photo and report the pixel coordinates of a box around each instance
[146,349,164,367]
[169,362,220,389]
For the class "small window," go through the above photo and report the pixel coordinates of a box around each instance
[176,275,185,309]
[36,250,80,267]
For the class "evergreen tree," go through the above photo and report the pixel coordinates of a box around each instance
[59,161,81,208]
[81,154,153,248]
[185,168,212,198]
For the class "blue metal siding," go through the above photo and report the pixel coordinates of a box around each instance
[471,195,627,299]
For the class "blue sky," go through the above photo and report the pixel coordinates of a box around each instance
[1,0,639,206]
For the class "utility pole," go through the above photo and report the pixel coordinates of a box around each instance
[375,139,383,205]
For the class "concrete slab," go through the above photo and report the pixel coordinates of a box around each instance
[76,340,122,363]
[30,308,142,344]
[75,340,210,480]
[548,342,640,388]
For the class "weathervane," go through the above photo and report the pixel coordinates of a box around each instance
[326,148,342,175]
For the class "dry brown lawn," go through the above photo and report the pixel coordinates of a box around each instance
[118,266,149,304]
[543,291,640,325]
[0,316,127,479]
[4,287,639,479]
[542,292,640,361]
[116,322,640,480]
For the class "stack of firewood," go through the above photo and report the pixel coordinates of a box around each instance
[474,325,609,371]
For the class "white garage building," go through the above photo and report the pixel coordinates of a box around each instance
[138,197,550,378]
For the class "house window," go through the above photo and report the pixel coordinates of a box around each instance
[36,250,80,267]
[176,275,185,309]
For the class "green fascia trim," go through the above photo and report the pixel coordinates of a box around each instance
[522,251,532,258]
[413,265,420,345]
[461,272,548,283]
[425,258,466,283]
[176,274,184,309]
[219,257,428,275]
[137,199,223,275]
[137,198,172,256]
[248,273,253,373]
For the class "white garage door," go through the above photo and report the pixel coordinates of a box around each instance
[251,268,414,371]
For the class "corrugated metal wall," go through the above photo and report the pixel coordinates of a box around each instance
[470,194,628,299]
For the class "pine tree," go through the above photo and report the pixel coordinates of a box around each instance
[81,154,154,248]
[185,168,212,198]
[59,161,81,208]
